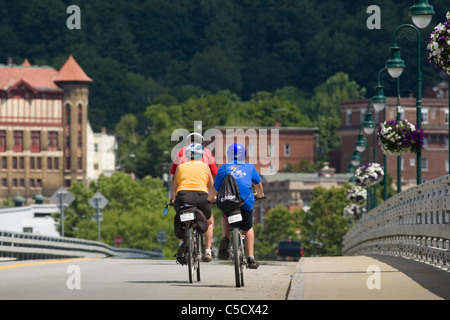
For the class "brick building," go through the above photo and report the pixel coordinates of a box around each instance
[0,56,93,202]
[334,81,449,190]
[211,125,318,175]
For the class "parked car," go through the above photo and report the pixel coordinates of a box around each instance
[276,240,303,261]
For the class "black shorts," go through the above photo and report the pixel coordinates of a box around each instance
[174,190,212,219]
[222,208,253,231]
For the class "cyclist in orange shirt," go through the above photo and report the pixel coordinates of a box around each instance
[172,143,215,262]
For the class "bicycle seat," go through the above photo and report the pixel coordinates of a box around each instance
[180,204,196,210]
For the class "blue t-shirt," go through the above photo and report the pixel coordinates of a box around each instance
[214,161,262,211]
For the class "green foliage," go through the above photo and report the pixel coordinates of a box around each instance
[298,185,351,256]
[1,0,447,132]
[56,172,178,256]
[254,206,302,260]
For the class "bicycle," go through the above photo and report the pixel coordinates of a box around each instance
[221,196,266,288]
[164,202,204,283]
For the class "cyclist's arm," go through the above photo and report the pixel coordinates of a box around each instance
[171,167,179,202]
[205,163,214,191]
[254,182,264,198]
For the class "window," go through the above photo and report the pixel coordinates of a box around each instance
[446,109,449,124]
[19,157,24,170]
[54,157,59,170]
[12,157,17,169]
[13,131,23,152]
[1,157,6,169]
[422,107,429,123]
[284,144,291,157]
[66,104,71,125]
[30,131,41,153]
[374,110,380,124]
[268,144,276,157]
[446,159,449,172]
[423,137,428,149]
[0,130,5,152]
[346,109,352,126]
[410,158,415,167]
[48,131,58,151]
[421,158,428,171]
[360,108,366,124]
[1,178,6,188]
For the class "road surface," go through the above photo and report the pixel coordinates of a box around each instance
[0,258,296,300]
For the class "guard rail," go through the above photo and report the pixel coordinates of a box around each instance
[0,230,163,260]
[342,174,450,270]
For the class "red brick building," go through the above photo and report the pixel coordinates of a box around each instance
[210,125,318,175]
[335,81,449,190]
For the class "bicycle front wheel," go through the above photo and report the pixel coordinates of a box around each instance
[232,227,244,287]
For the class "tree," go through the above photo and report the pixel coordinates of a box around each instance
[254,206,302,259]
[56,172,178,256]
[299,185,350,256]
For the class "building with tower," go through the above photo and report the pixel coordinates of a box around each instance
[0,55,98,203]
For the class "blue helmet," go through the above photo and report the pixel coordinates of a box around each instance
[186,143,204,160]
[227,143,246,160]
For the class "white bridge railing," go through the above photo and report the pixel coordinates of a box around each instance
[0,230,162,260]
[342,174,450,270]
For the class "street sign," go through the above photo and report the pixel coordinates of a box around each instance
[89,192,109,209]
[50,186,75,237]
[115,236,123,246]
[50,186,75,207]
[157,231,167,243]
[93,212,103,222]
[89,192,109,242]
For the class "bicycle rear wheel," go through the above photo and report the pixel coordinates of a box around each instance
[187,226,195,283]
[196,231,201,282]
[232,227,244,287]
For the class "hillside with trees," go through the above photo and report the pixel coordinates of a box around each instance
[0,0,447,134]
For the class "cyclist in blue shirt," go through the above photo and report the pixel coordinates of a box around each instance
[207,143,264,269]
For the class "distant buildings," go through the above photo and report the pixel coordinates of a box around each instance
[334,81,449,190]
[0,56,115,204]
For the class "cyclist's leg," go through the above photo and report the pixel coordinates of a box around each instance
[194,191,214,261]
[219,214,230,260]
[241,209,258,269]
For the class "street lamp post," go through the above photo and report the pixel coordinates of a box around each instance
[385,1,434,185]
[363,100,377,209]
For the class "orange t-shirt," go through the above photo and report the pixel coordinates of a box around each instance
[176,160,210,194]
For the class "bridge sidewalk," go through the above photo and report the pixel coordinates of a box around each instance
[287,255,450,300]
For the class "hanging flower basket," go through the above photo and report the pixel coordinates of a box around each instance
[355,162,384,188]
[346,186,367,206]
[343,204,366,219]
[376,119,424,156]
[427,12,450,75]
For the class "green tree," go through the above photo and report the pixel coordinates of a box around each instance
[299,185,350,256]
[56,172,178,256]
[254,206,302,259]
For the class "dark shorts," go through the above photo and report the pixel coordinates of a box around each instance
[174,190,212,219]
[222,209,253,231]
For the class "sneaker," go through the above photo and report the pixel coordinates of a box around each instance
[247,256,259,269]
[175,243,187,265]
[202,253,213,262]
[219,237,230,260]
